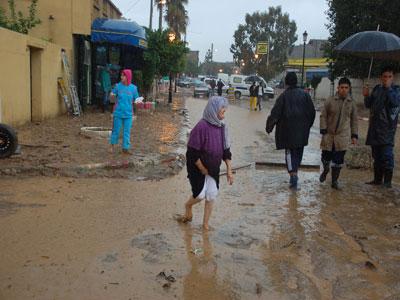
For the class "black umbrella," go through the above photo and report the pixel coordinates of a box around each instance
[334,30,400,79]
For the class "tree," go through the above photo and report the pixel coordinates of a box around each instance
[164,0,188,40]
[0,0,41,34]
[142,29,188,97]
[326,0,400,78]
[230,6,297,79]
[310,75,322,100]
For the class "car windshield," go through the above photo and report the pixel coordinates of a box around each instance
[195,81,207,87]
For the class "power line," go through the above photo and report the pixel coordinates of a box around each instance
[125,0,142,14]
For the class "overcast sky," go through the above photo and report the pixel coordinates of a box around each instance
[112,0,330,62]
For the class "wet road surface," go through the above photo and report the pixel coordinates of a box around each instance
[0,96,400,299]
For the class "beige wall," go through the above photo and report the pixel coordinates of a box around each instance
[0,28,65,126]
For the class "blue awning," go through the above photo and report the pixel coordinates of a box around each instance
[91,18,147,49]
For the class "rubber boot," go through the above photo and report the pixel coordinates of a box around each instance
[319,160,330,183]
[331,167,341,189]
[289,175,298,189]
[383,169,393,188]
[365,166,383,185]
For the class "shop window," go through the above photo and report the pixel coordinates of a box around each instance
[109,46,120,66]
[95,46,107,66]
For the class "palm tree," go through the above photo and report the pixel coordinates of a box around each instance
[164,0,189,40]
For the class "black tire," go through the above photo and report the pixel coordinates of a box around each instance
[0,123,18,159]
[234,91,241,100]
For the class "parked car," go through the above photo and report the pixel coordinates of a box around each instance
[193,81,209,98]
[177,77,192,88]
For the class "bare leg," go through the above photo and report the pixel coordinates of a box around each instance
[203,200,214,230]
[185,196,202,220]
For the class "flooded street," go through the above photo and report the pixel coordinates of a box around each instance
[1,96,400,299]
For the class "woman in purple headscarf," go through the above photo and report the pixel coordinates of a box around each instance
[177,96,234,230]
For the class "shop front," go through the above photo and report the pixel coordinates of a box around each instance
[90,18,147,106]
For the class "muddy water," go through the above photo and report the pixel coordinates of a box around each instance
[0,96,400,299]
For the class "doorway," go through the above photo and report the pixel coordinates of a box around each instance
[29,47,43,122]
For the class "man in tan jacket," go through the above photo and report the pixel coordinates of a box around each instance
[320,77,358,189]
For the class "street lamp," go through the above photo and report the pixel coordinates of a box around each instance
[301,30,308,88]
[168,30,175,103]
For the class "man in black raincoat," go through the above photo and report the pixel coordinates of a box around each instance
[266,72,316,189]
[363,66,400,188]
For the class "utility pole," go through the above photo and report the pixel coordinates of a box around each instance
[149,0,153,30]
[211,43,214,62]
[158,0,166,31]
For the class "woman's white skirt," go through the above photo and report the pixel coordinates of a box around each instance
[197,175,219,202]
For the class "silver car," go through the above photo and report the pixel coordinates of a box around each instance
[193,81,209,98]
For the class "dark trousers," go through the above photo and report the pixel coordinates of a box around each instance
[285,147,304,173]
[371,145,394,170]
[322,145,346,167]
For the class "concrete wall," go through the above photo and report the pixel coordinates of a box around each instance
[315,75,400,103]
[0,28,64,126]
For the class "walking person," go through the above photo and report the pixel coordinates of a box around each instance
[363,66,400,188]
[209,79,216,96]
[319,77,358,189]
[217,79,224,96]
[266,72,316,189]
[257,82,264,111]
[109,69,140,155]
[177,96,234,230]
[249,82,257,111]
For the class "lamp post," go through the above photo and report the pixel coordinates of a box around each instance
[301,30,308,88]
[168,31,176,103]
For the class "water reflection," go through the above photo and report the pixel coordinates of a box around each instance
[181,226,233,300]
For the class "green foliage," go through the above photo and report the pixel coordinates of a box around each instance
[132,70,144,94]
[0,0,41,34]
[326,0,400,78]
[164,0,188,40]
[230,6,297,80]
[142,29,188,94]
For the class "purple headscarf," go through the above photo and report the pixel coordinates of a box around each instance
[202,96,231,149]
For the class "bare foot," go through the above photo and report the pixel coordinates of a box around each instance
[202,224,210,231]
[185,203,193,220]
[108,145,115,154]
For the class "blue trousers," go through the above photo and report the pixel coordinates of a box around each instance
[110,116,132,150]
[371,145,394,170]
[285,147,304,173]
[321,145,346,168]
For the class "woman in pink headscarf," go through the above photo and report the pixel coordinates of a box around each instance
[109,69,139,154]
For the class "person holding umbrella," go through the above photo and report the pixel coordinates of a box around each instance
[363,66,400,188]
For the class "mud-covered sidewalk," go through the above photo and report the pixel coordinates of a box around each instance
[0,96,188,180]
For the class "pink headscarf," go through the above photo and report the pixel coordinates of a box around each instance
[122,69,132,85]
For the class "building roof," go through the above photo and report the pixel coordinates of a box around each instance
[289,39,328,59]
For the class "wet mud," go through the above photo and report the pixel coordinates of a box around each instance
[0,97,188,180]
[0,95,400,299]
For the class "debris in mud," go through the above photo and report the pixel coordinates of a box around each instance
[157,271,176,289]
[238,203,255,207]
[191,248,203,256]
[256,283,262,295]
[108,282,119,285]
[365,261,377,271]
[162,282,171,289]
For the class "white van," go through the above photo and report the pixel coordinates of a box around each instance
[229,75,274,100]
